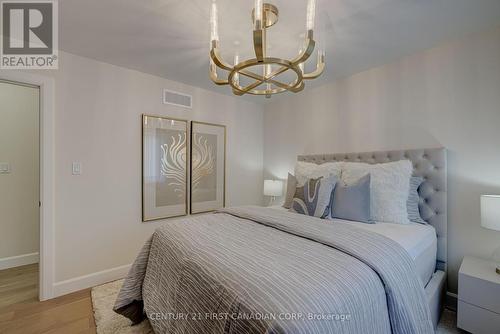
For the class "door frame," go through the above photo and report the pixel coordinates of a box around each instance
[0,71,55,300]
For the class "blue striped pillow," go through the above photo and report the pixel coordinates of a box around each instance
[407,177,427,224]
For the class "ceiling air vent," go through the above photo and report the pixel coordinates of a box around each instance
[163,89,192,108]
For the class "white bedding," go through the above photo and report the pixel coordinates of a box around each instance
[270,205,437,287]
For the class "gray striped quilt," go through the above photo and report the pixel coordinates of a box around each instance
[114,206,434,334]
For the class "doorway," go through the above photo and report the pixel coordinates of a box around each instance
[0,80,40,308]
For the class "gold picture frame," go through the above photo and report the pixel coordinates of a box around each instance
[142,114,188,222]
[190,121,226,214]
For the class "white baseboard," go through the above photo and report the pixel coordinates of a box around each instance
[53,264,131,298]
[0,252,39,270]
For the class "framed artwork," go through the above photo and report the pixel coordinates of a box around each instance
[142,115,188,221]
[190,121,226,214]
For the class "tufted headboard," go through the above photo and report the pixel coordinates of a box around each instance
[298,148,447,271]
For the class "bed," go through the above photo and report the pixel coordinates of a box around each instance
[270,205,438,290]
[115,148,447,334]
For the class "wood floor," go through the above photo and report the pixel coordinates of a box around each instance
[0,264,39,308]
[0,265,97,334]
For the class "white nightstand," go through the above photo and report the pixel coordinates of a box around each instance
[458,256,500,334]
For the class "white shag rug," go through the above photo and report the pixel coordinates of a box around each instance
[91,280,153,334]
[92,280,464,334]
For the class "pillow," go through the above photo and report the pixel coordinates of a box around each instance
[290,176,337,218]
[283,173,297,209]
[294,161,343,186]
[342,160,413,224]
[331,174,372,223]
[407,176,427,225]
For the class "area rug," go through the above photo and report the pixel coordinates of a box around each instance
[92,280,463,334]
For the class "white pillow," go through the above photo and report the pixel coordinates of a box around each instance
[294,161,343,186]
[342,160,413,224]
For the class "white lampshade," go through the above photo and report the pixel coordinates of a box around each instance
[264,180,283,197]
[481,195,500,232]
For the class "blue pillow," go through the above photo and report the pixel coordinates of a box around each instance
[331,174,372,223]
[407,176,427,225]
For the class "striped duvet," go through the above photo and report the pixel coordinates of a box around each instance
[114,206,434,334]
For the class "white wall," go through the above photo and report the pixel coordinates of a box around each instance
[1,52,264,288]
[0,82,40,266]
[264,27,500,293]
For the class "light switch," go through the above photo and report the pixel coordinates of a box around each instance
[0,163,11,174]
[72,162,82,175]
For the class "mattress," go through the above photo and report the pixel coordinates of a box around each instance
[271,206,437,286]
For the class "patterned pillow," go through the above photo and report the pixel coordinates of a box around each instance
[290,176,337,218]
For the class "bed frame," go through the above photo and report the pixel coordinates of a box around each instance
[298,148,447,328]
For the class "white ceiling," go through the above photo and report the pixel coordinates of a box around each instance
[59,0,500,103]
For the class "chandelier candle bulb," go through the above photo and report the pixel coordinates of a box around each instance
[234,54,239,84]
[255,0,263,29]
[210,0,219,42]
[306,0,316,31]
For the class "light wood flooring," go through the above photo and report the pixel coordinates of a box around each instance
[0,264,97,334]
[0,264,38,309]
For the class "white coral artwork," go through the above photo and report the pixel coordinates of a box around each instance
[191,133,216,192]
[160,133,186,198]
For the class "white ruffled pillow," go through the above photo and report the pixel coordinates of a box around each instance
[295,161,343,186]
[342,160,413,224]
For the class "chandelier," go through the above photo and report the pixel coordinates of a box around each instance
[209,0,325,98]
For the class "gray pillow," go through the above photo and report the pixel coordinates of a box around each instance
[290,176,337,218]
[331,174,372,223]
[407,176,427,225]
[283,173,297,209]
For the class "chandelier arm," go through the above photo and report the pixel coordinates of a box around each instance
[303,52,325,79]
[232,88,246,96]
[240,66,303,93]
[238,64,287,83]
[239,69,265,81]
[266,79,295,91]
[289,80,305,92]
[210,41,234,72]
[303,62,325,80]
[265,65,289,81]
[253,29,266,61]
[290,30,315,66]
[241,79,266,93]
[265,75,305,92]
[209,68,229,85]
[236,72,299,93]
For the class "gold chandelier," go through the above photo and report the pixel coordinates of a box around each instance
[209,0,325,98]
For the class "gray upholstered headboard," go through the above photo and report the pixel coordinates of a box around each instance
[298,148,447,271]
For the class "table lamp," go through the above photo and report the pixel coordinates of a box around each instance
[264,180,283,206]
[481,195,500,274]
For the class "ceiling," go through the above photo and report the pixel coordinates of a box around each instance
[59,0,500,103]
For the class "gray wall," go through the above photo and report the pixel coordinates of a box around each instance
[263,27,500,293]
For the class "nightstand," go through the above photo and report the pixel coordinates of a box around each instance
[458,256,500,334]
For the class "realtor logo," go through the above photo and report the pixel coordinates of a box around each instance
[1,0,58,69]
